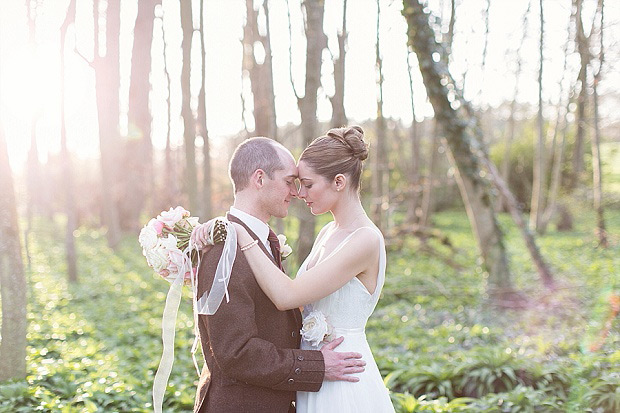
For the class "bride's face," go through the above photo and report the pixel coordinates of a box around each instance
[297,161,338,215]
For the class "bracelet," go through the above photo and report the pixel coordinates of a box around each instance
[240,239,259,251]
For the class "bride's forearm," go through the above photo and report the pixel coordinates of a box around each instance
[240,244,299,310]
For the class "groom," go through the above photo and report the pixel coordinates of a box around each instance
[192,137,365,412]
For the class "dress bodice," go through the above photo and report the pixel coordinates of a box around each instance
[296,222,387,331]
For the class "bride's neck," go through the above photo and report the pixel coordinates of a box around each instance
[331,195,366,230]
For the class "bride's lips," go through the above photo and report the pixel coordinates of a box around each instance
[306,202,312,207]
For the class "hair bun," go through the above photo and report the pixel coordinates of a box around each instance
[327,125,369,161]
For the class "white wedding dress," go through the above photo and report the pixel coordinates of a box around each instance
[296,222,395,413]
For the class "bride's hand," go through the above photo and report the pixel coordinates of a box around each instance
[230,223,253,246]
[191,222,212,249]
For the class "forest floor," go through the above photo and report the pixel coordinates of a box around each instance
[0,206,618,412]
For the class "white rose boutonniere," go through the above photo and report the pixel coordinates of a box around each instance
[277,234,293,260]
[300,310,334,347]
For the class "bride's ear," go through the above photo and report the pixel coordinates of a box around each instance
[334,174,347,192]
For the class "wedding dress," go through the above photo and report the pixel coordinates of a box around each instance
[296,222,395,413]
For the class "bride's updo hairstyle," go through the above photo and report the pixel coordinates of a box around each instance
[299,125,369,192]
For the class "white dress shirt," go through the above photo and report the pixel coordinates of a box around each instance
[229,206,273,257]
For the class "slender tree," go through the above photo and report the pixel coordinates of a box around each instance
[530,0,545,231]
[0,44,28,383]
[330,0,348,128]
[403,0,516,299]
[406,50,421,224]
[91,0,122,248]
[161,11,177,210]
[498,0,531,212]
[198,0,212,219]
[540,16,573,233]
[25,0,41,268]
[243,0,277,139]
[591,0,607,247]
[123,0,160,229]
[570,0,590,189]
[288,0,326,261]
[180,0,197,213]
[373,0,387,230]
[60,0,78,283]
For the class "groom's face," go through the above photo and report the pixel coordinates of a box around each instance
[261,149,298,219]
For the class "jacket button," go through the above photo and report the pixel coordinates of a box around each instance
[288,378,294,384]
[295,368,301,374]
[297,355,304,361]
[291,331,296,337]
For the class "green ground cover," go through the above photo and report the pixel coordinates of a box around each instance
[0,207,618,412]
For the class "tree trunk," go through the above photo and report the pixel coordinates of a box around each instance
[406,51,421,224]
[60,0,78,284]
[540,90,572,233]
[296,0,326,262]
[372,0,387,230]
[570,0,589,190]
[161,11,177,210]
[243,0,277,139]
[403,0,515,298]
[198,0,212,219]
[123,0,160,230]
[330,0,347,128]
[0,87,28,384]
[530,0,545,231]
[420,122,439,227]
[94,0,122,249]
[180,0,197,214]
[591,0,607,248]
[263,0,278,140]
[482,158,554,289]
[498,0,531,212]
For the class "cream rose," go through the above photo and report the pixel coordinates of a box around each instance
[139,225,158,251]
[277,234,293,259]
[300,310,333,347]
[146,247,169,273]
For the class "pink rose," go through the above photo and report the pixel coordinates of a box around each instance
[149,218,165,235]
[157,206,190,228]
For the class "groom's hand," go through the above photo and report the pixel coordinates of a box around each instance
[320,336,366,382]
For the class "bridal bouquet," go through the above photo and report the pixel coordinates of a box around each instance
[139,206,200,285]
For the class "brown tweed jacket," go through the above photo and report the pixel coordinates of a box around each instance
[194,214,325,413]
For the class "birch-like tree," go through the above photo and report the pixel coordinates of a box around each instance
[330,0,348,128]
[198,0,212,219]
[123,0,160,229]
[0,71,27,383]
[60,0,78,283]
[288,0,327,261]
[403,0,515,298]
[180,0,197,213]
[530,0,545,231]
[372,0,387,230]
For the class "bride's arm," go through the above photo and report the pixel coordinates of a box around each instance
[233,223,380,311]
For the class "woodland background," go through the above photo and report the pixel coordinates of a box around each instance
[0,0,618,411]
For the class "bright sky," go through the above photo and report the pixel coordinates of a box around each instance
[1,0,619,172]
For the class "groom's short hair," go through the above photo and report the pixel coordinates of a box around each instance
[229,137,285,193]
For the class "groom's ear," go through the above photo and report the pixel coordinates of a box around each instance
[251,169,265,188]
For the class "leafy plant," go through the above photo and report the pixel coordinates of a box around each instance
[584,372,620,413]
[458,348,524,397]
[471,385,564,412]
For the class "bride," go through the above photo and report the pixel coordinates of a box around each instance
[232,126,394,412]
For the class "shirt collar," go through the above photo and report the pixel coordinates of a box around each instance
[229,206,270,246]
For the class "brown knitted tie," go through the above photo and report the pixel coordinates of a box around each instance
[267,228,283,270]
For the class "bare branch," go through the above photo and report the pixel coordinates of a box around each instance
[286,0,300,100]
